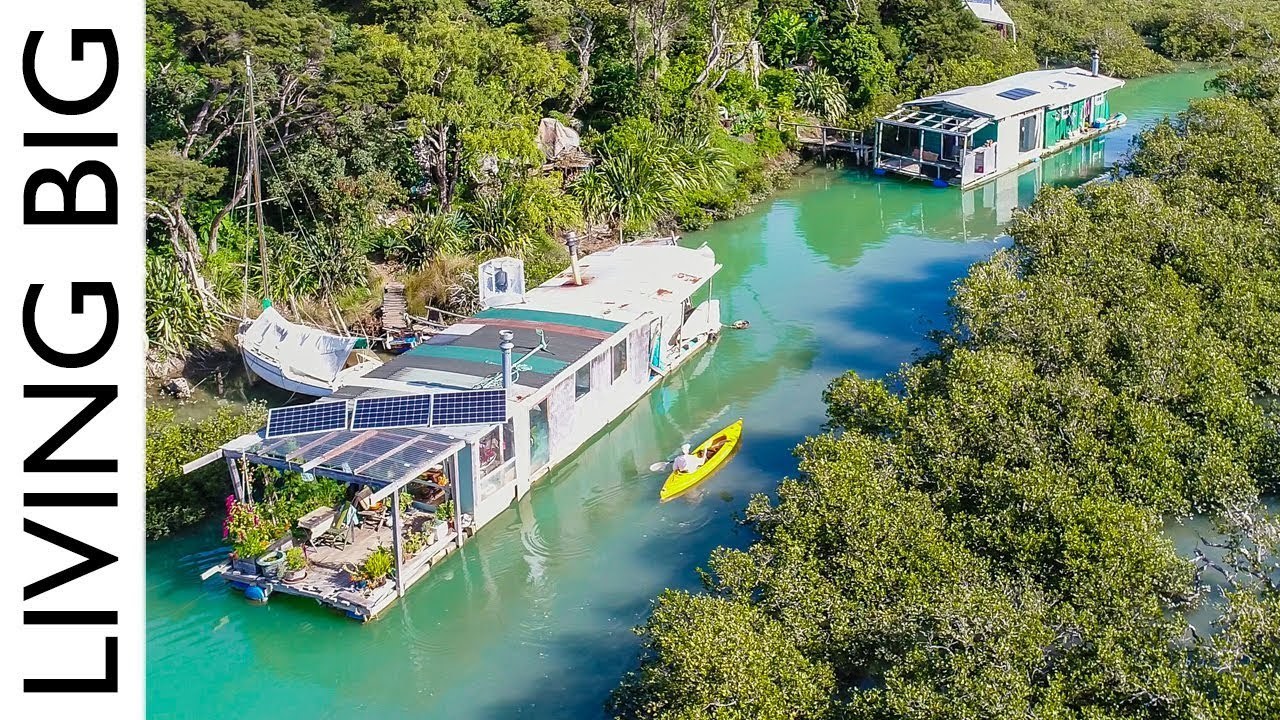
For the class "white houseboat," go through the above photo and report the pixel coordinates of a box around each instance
[873,55,1125,188]
[195,242,723,620]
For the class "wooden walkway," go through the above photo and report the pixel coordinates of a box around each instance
[780,120,874,165]
[381,281,408,334]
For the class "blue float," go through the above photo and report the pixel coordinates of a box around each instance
[932,178,949,188]
[873,167,886,175]
[244,585,268,603]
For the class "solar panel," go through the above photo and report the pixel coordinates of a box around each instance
[432,389,507,426]
[351,394,434,431]
[266,401,348,438]
[996,87,1038,100]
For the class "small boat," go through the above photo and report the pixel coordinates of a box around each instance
[660,418,743,501]
[237,306,382,396]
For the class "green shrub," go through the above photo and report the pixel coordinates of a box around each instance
[146,402,268,539]
[284,546,307,571]
[362,545,395,584]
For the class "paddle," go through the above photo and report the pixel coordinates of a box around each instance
[648,460,671,472]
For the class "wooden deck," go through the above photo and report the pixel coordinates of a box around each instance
[221,509,463,621]
[781,120,874,165]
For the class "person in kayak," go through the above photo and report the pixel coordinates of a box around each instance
[672,443,704,474]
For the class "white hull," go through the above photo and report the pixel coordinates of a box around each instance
[241,345,381,397]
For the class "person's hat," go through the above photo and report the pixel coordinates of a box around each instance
[681,443,691,453]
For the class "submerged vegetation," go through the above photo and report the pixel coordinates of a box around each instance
[145,0,1280,363]
[610,58,1280,719]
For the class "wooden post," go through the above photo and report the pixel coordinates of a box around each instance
[226,457,245,502]
[452,482,464,544]
[873,123,883,171]
[450,454,464,546]
[391,488,405,597]
[820,126,827,162]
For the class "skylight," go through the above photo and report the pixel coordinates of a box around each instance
[996,87,1038,100]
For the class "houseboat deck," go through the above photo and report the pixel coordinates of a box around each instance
[873,64,1125,188]
[198,243,724,620]
[223,518,461,621]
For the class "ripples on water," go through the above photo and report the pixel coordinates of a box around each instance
[147,69,1218,720]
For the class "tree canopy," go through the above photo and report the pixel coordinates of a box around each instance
[610,57,1280,720]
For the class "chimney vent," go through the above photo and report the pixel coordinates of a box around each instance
[499,330,515,389]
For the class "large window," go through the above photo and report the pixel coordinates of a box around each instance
[1018,115,1039,152]
[529,399,550,471]
[478,420,513,476]
[611,340,628,383]
[575,364,591,399]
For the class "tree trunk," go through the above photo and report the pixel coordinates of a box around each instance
[207,169,253,256]
[567,14,596,116]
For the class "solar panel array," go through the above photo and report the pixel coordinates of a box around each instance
[266,401,348,438]
[996,87,1038,101]
[351,394,434,431]
[432,389,507,426]
[266,389,508,438]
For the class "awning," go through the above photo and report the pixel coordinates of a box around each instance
[877,107,990,137]
[231,427,466,492]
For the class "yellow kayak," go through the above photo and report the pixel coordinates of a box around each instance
[660,419,743,502]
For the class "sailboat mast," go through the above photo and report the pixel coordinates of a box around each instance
[245,54,270,303]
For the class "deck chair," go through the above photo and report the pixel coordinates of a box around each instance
[354,487,386,530]
[316,502,357,550]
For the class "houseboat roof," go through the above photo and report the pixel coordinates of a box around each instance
[329,243,720,399]
[964,0,1014,27]
[907,67,1123,121]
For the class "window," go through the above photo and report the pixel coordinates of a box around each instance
[575,364,591,399]
[1018,115,1039,153]
[478,425,505,476]
[529,399,550,471]
[611,340,628,383]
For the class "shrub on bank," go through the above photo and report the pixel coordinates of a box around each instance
[146,402,268,539]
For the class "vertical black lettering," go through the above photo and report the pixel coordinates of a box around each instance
[23,283,118,367]
[23,385,117,472]
[22,29,119,115]
[24,637,118,693]
[23,162,118,224]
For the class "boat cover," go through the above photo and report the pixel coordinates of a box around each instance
[239,306,357,384]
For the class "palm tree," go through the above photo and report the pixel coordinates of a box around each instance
[795,68,848,122]
[574,123,730,244]
[575,141,672,244]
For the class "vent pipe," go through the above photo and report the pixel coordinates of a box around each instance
[1091,48,1100,77]
[566,231,583,286]
[499,330,514,389]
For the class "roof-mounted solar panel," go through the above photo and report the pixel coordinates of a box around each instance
[432,389,507,426]
[266,401,348,438]
[996,87,1038,100]
[351,394,434,431]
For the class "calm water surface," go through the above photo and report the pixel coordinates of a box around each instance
[147,70,1214,719]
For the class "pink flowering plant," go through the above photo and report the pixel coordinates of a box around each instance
[224,496,274,560]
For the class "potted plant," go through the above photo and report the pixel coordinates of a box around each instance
[224,496,273,575]
[436,499,456,532]
[404,529,430,560]
[257,549,286,579]
[361,545,395,589]
[282,547,308,583]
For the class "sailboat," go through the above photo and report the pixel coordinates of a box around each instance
[233,55,381,396]
[236,306,381,396]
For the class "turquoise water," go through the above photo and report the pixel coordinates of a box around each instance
[146,70,1214,719]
